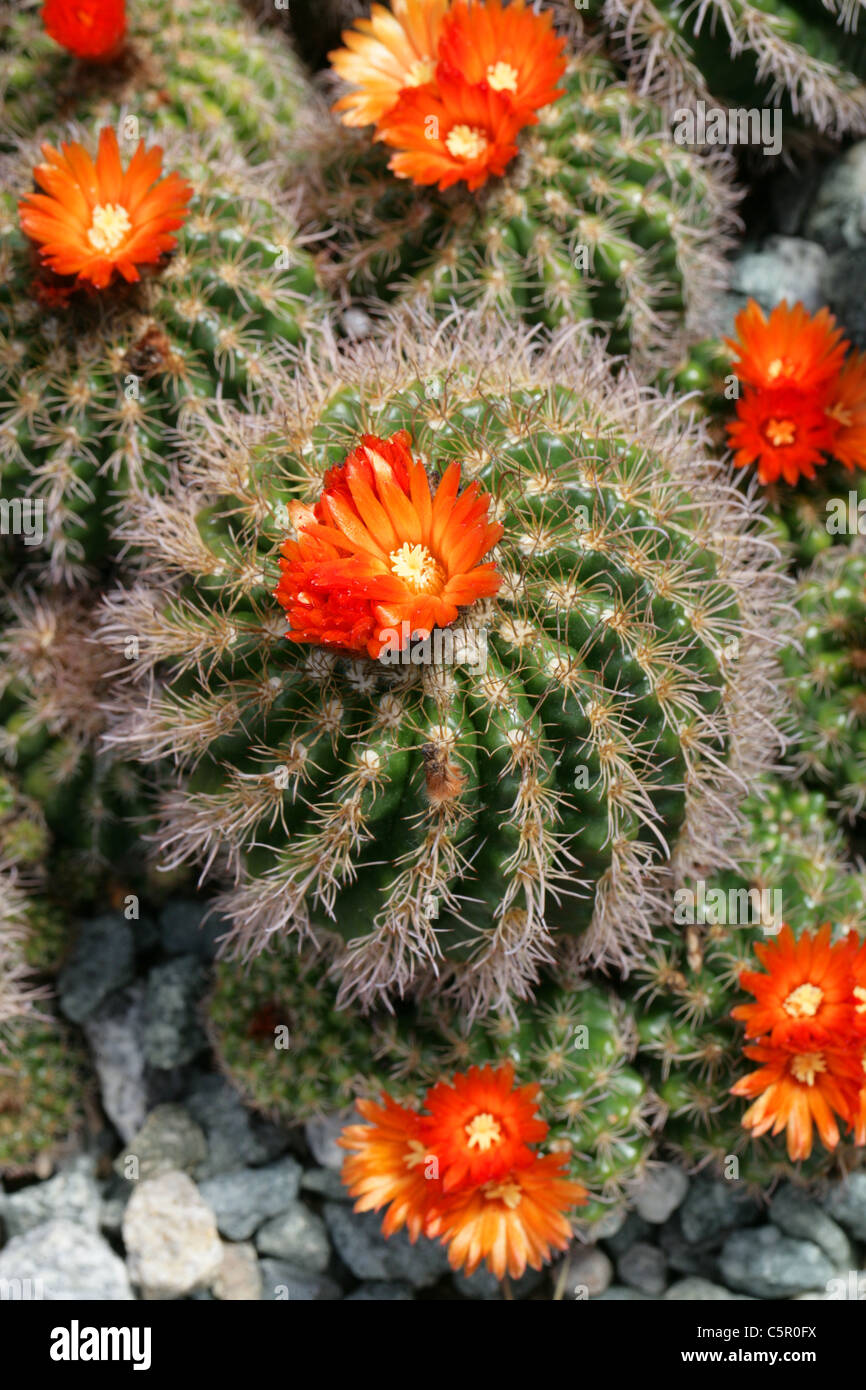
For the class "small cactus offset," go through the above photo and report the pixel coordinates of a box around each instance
[307,42,738,368]
[98,317,787,1015]
[0,1011,92,1177]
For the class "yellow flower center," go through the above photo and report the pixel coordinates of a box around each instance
[87,203,132,254]
[445,125,489,161]
[767,358,785,380]
[783,982,824,1018]
[406,57,435,87]
[487,61,519,92]
[388,542,445,594]
[464,1112,503,1152]
[855,986,866,1014]
[790,1052,826,1086]
[482,1178,522,1209]
[764,417,796,447]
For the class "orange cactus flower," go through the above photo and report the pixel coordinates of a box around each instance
[42,0,127,61]
[329,0,451,128]
[726,383,837,486]
[339,1094,442,1242]
[827,349,866,472]
[438,0,566,122]
[731,1041,862,1160]
[420,1063,548,1192]
[275,429,502,659]
[732,924,863,1051]
[436,1153,587,1280]
[725,300,849,395]
[18,128,192,292]
[378,64,525,190]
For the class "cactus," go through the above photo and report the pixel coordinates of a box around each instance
[782,544,866,822]
[0,1011,91,1176]
[0,0,309,160]
[306,47,738,369]
[208,939,657,1227]
[634,780,866,1186]
[0,127,323,586]
[98,316,787,1016]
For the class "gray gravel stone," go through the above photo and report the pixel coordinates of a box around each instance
[83,986,148,1143]
[590,1205,628,1241]
[99,1181,131,1237]
[158,902,226,960]
[58,914,135,1023]
[301,1167,351,1202]
[199,1156,303,1240]
[719,1227,835,1299]
[826,248,866,348]
[345,1281,414,1300]
[679,1179,760,1245]
[255,1202,330,1272]
[123,1170,223,1300]
[0,1219,132,1300]
[804,141,866,251]
[452,1263,544,1300]
[769,1185,853,1267]
[657,1216,721,1282]
[602,1210,651,1257]
[618,1241,668,1296]
[185,1074,287,1177]
[305,1112,357,1170]
[665,1278,752,1301]
[822,1173,866,1240]
[324,1202,451,1288]
[633,1165,690,1225]
[0,1155,100,1238]
[142,956,209,1069]
[259,1258,342,1300]
[730,236,829,314]
[552,1244,613,1299]
[114,1103,208,1182]
[212,1241,261,1301]
[593,1285,651,1300]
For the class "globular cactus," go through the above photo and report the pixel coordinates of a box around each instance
[98,316,787,1016]
[0,1011,91,1177]
[0,0,309,161]
[0,127,323,586]
[634,780,866,1186]
[305,47,738,369]
[762,470,866,568]
[208,940,657,1228]
[782,545,866,822]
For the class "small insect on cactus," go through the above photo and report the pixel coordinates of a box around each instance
[305,6,738,370]
[782,544,866,822]
[0,0,309,161]
[99,314,787,1015]
[0,124,322,585]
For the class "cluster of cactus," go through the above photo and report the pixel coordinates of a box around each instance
[0,1012,92,1177]
[305,47,738,369]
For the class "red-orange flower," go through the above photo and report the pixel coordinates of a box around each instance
[42,0,126,61]
[436,1153,587,1280]
[340,1094,442,1241]
[726,384,837,485]
[725,300,849,394]
[329,0,451,128]
[275,429,502,658]
[18,128,192,292]
[731,1041,862,1160]
[732,924,863,1050]
[827,349,866,472]
[378,64,525,190]
[420,1063,547,1192]
[438,0,566,122]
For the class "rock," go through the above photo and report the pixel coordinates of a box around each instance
[345,1281,414,1300]
[618,1241,668,1297]
[632,1165,690,1225]
[679,1179,760,1245]
[730,236,829,314]
[719,1227,835,1299]
[259,1258,342,1300]
[593,1285,652,1300]
[123,1171,223,1300]
[822,1173,866,1240]
[665,1278,752,1301]
[185,1074,287,1177]
[589,1205,628,1241]
[212,1242,262,1301]
[158,902,226,960]
[142,956,209,1069]
[0,1155,101,1238]
[770,164,824,237]
[99,1181,131,1237]
[114,1104,208,1182]
[301,1167,351,1202]
[0,1220,132,1300]
[552,1244,613,1299]
[58,914,135,1023]
[83,985,148,1143]
[657,1215,721,1282]
[452,1264,544,1300]
[769,1185,853,1267]
[602,1210,651,1258]
[199,1157,303,1241]
[826,249,866,348]
[804,141,866,251]
[305,1112,357,1171]
[324,1202,451,1289]
[255,1202,330,1272]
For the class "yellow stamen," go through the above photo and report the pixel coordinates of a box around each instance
[445,124,489,161]
[464,1112,503,1152]
[406,57,435,87]
[767,358,785,380]
[487,61,518,92]
[403,1139,429,1170]
[783,983,824,1019]
[87,203,132,254]
[482,1178,522,1209]
[765,417,796,447]
[790,1052,826,1086]
[855,986,866,1014]
[389,541,445,594]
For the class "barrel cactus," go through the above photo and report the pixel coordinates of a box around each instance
[0,124,323,585]
[0,1011,91,1177]
[97,316,787,1015]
